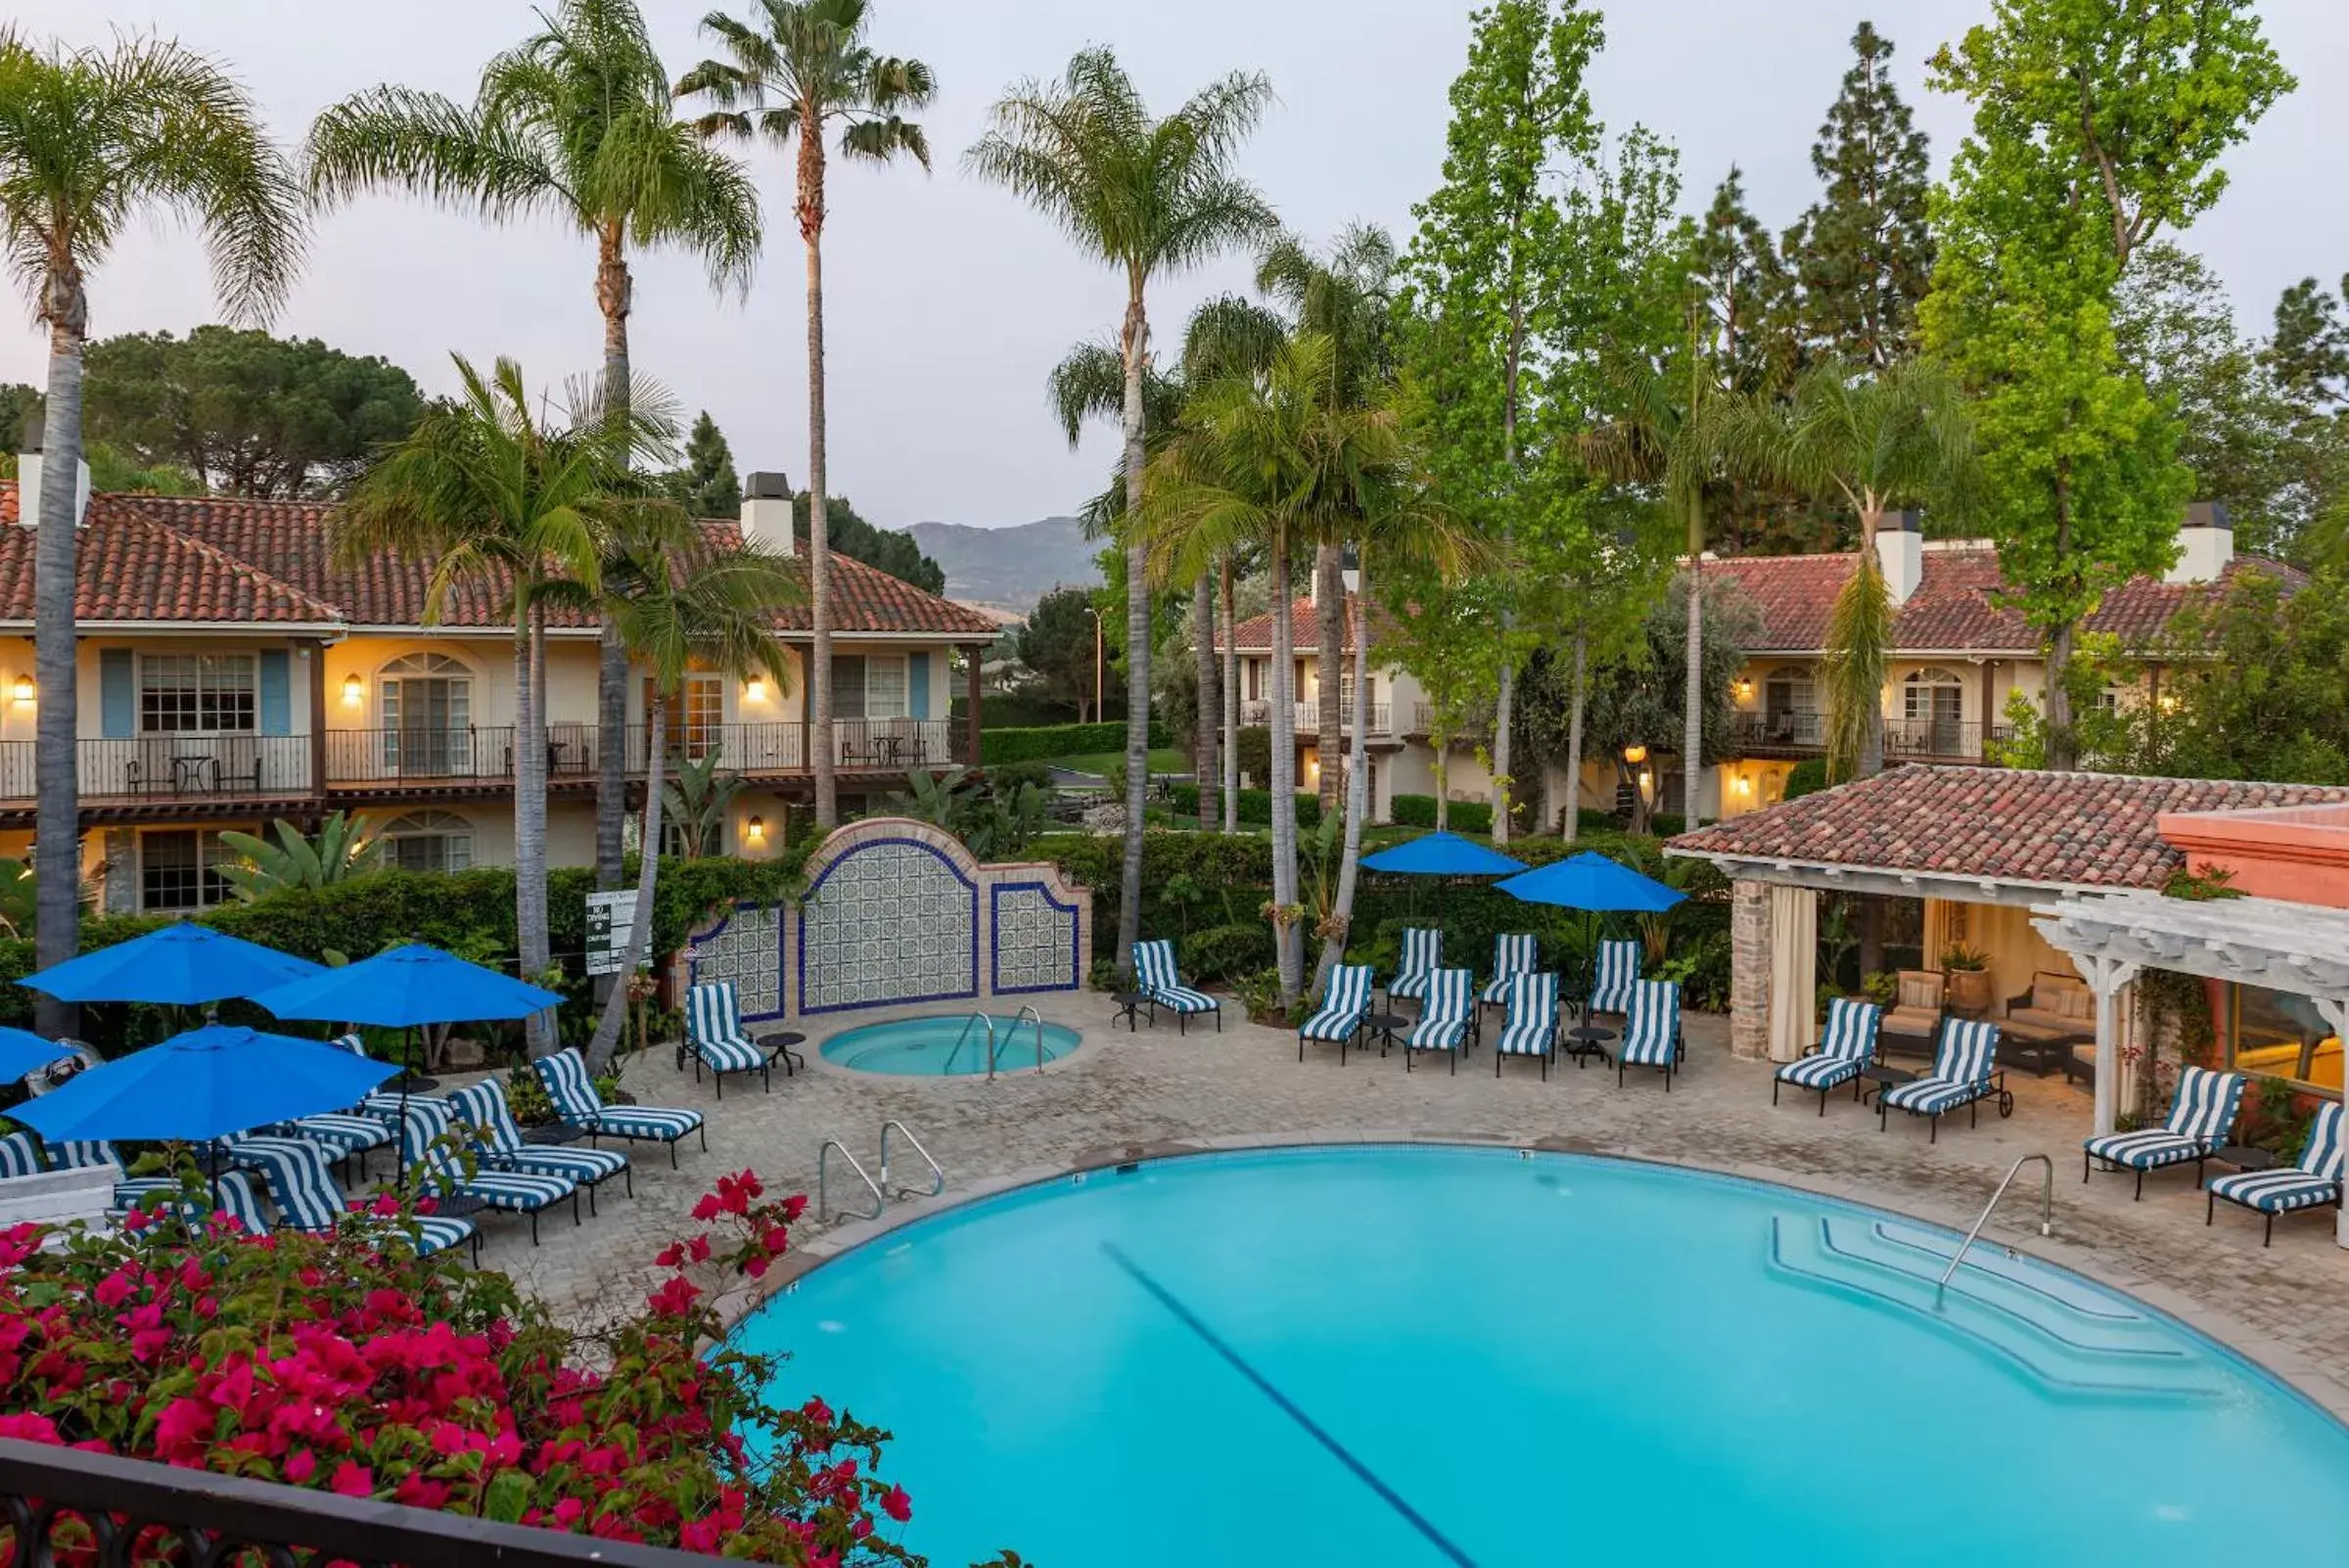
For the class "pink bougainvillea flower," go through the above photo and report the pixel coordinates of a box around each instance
[881,1484,911,1523]
[0,1412,62,1446]
[330,1462,373,1499]
[645,1276,701,1318]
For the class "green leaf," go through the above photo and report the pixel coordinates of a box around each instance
[483,1469,532,1524]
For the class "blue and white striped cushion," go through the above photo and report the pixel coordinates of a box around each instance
[694,1031,766,1074]
[588,1104,703,1142]
[1154,983,1219,1015]
[229,1136,346,1231]
[1135,941,1217,1014]
[0,1131,39,1178]
[282,1114,392,1159]
[1589,941,1643,1014]
[359,1091,448,1124]
[2205,1169,2339,1214]
[1777,1052,1863,1090]
[1389,929,1443,1000]
[2157,1065,2246,1145]
[1495,973,1559,1056]
[688,982,764,1071]
[1481,934,1539,1003]
[111,1171,270,1236]
[1300,965,1374,1042]
[1620,980,1681,1067]
[43,1139,118,1171]
[1929,1019,2000,1087]
[1405,968,1474,1049]
[1883,1076,1985,1115]
[533,1048,702,1145]
[452,1078,631,1186]
[2084,1129,2205,1171]
[500,1142,630,1186]
[401,1098,576,1213]
[1777,997,1880,1089]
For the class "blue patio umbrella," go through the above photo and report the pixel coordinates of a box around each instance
[253,944,564,1099]
[1497,853,1686,1014]
[18,922,323,1007]
[1361,832,1529,877]
[0,1027,72,1083]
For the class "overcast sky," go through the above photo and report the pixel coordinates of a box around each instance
[8,1,2343,530]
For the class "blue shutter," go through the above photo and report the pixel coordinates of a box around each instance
[906,651,930,719]
[100,650,134,738]
[256,650,291,735]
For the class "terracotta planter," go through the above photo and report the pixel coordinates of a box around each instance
[1947,968,1992,1014]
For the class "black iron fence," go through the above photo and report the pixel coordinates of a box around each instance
[321,720,956,787]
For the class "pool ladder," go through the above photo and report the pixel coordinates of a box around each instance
[941,1006,1050,1080]
[818,1121,949,1222]
[1935,1153,2054,1306]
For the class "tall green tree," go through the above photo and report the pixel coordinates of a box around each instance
[668,409,743,517]
[0,32,304,1032]
[1399,0,1601,844]
[340,357,666,1052]
[1923,0,2290,768]
[2263,273,2349,567]
[1018,584,1106,721]
[1695,166,1795,398]
[680,0,935,834]
[309,0,761,908]
[968,46,1276,972]
[1782,21,1935,370]
[791,488,944,593]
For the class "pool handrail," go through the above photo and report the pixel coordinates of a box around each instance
[879,1120,945,1199]
[989,1005,1049,1081]
[1935,1152,2053,1305]
[818,1138,885,1222]
[942,1012,994,1078]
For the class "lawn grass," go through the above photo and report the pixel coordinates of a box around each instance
[1043,747,1189,778]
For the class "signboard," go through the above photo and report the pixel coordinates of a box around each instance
[584,890,644,977]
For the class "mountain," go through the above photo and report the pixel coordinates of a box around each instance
[904,517,1100,613]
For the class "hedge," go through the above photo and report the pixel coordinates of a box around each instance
[1783,758,1829,800]
[1390,794,1494,834]
[1166,784,1321,828]
[979,720,1172,765]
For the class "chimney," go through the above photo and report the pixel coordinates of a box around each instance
[15,409,90,530]
[2162,501,2233,585]
[740,471,795,556]
[1873,508,1923,605]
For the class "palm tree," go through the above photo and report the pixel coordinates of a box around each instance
[1718,358,1975,779]
[0,33,303,1032]
[967,47,1276,974]
[583,508,797,1071]
[679,0,935,833]
[340,357,666,1052]
[306,0,761,906]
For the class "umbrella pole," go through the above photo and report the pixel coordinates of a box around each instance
[207,1137,221,1211]
[393,1025,414,1182]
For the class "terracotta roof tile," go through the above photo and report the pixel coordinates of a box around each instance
[1669,766,2349,891]
[1224,595,1391,654]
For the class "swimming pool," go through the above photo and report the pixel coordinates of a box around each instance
[739,1144,2349,1566]
[816,1012,1082,1076]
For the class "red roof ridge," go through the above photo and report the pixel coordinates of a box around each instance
[104,496,349,623]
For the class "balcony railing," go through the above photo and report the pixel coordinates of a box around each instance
[0,1436,719,1568]
[1727,711,1828,756]
[322,720,955,789]
[1237,700,1394,735]
[1724,712,2010,763]
[0,735,315,804]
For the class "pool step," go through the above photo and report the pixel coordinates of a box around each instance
[1767,1216,2230,1404]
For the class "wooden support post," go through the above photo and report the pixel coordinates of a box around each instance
[2080,951,2142,1137]
[963,646,983,767]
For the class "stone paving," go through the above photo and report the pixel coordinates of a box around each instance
[474,997,2349,1418]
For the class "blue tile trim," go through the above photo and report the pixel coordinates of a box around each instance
[797,835,980,1015]
[683,902,788,1025]
[990,880,1081,996]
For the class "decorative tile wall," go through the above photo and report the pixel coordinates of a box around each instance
[683,904,784,1022]
[991,882,1080,994]
[799,837,979,1014]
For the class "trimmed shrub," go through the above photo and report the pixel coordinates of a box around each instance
[1186,921,1275,982]
[1389,794,1494,834]
[1783,758,1829,800]
[978,720,1172,765]
[1166,784,1321,829]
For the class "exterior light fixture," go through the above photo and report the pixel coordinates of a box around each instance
[745,675,767,703]
[1734,773,1753,797]
[10,675,30,708]
[1732,677,1755,701]
[746,815,765,845]
[342,673,364,707]
[2156,692,2179,715]
[1623,743,1648,765]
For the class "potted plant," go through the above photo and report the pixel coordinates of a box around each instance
[1941,944,1992,1014]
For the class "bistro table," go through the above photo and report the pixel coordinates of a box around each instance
[757,1031,806,1076]
[1563,1024,1615,1068]
[2213,1143,2279,1172]
[1110,992,1147,1032]
[1856,1064,1918,1107]
[1364,1012,1410,1057]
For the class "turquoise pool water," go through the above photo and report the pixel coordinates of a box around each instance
[738,1145,2349,1566]
[817,1013,1082,1076]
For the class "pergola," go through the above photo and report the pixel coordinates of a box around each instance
[2032,891,2349,1250]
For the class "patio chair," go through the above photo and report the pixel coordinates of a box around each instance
[685,981,774,1097]
[399,1098,579,1246]
[1480,934,1540,1006]
[1879,970,1947,1059]
[1879,1019,2008,1142]
[533,1048,706,1168]
[2206,1102,2344,1247]
[110,1171,270,1236]
[230,1134,477,1262]
[2084,1064,2248,1200]
[1387,928,1443,1004]
[1617,979,1684,1091]
[1133,939,1222,1034]
[39,1139,118,1172]
[1587,940,1643,1017]
[448,1077,632,1215]
[1403,967,1475,1075]
[0,1131,41,1178]
[1298,964,1376,1065]
[1494,972,1561,1080]
[1773,997,1883,1114]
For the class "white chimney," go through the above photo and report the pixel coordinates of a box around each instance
[740,470,795,556]
[1874,508,1923,605]
[16,414,90,530]
[2163,501,2233,585]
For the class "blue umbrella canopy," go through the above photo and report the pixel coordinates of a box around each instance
[19,922,324,1006]
[0,1027,71,1082]
[1497,852,1685,913]
[1361,832,1529,877]
[253,943,562,1028]
[6,1025,395,1144]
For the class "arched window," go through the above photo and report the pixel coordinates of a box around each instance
[1901,668,1963,724]
[379,809,475,873]
[379,653,474,776]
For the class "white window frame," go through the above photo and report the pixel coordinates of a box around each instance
[140,829,234,911]
[139,653,257,735]
[379,809,475,873]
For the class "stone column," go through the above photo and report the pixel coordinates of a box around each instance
[101,827,138,915]
[1729,878,1773,1060]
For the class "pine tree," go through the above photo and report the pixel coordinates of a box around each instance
[2269,275,2349,408]
[1784,22,1934,369]
[675,410,742,519]
[1695,166,1795,395]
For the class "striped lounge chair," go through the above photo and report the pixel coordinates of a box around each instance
[2207,1103,2344,1247]
[1879,1019,2007,1142]
[40,1138,118,1172]
[533,1048,706,1168]
[319,1034,430,1126]
[1387,928,1443,1004]
[1773,997,1883,1114]
[1617,979,1683,1091]
[1298,964,1375,1065]
[1494,972,1560,1080]
[2084,1065,2247,1200]
[1480,934,1540,1007]
[1403,967,1475,1075]
[1587,939,1642,1017]
[399,1098,579,1246]
[449,1078,632,1215]
[1133,940,1221,1034]
[110,1171,271,1236]
[0,1130,42,1178]
[685,981,773,1097]
[230,1135,477,1262]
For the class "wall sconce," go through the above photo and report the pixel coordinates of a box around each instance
[9,675,31,709]
[1733,773,1754,797]
[745,815,765,845]
[1731,677,1755,702]
[2156,692,2179,715]
[341,673,364,708]
[1623,743,1648,765]
[745,675,767,704]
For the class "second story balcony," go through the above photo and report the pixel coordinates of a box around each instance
[1724,711,2010,764]
[0,735,316,822]
[1238,700,1395,737]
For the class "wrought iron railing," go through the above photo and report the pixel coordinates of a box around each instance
[0,1437,719,1568]
[1726,711,1828,755]
[1237,701,1393,735]
[323,720,955,787]
[69,734,314,802]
